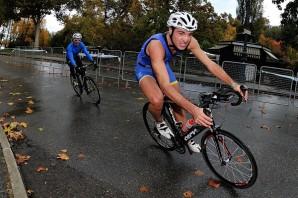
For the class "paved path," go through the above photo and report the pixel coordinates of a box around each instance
[0,58,298,197]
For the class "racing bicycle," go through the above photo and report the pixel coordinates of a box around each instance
[70,63,101,105]
[143,86,257,188]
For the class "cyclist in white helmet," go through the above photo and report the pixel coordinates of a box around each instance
[135,11,247,153]
[66,32,97,78]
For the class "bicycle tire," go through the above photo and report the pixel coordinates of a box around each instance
[70,75,82,96]
[84,76,101,105]
[201,129,258,188]
[142,102,176,151]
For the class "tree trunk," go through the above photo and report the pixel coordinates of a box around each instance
[34,20,41,49]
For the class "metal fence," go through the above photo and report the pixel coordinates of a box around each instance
[1,47,298,107]
[257,66,294,105]
[222,61,257,93]
[294,72,298,107]
[98,49,122,87]
[122,51,139,84]
[181,56,219,93]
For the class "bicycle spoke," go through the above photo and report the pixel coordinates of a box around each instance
[202,130,257,188]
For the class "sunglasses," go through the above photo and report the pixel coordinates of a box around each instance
[73,39,81,42]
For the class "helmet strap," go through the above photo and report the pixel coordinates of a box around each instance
[168,27,180,52]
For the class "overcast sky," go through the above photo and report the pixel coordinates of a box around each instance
[45,0,289,33]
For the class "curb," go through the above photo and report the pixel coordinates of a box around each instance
[0,127,28,198]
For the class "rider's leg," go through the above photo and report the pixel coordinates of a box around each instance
[171,82,187,125]
[140,76,174,139]
[139,76,164,122]
[172,82,201,153]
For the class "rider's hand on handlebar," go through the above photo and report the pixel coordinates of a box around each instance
[192,107,213,128]
[233,83,248,102]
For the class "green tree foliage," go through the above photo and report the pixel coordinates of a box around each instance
[12,0,82,48]
[273,0,298,49]
[236,0,264,28]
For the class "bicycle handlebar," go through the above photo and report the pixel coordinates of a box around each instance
[81,63,98,71]
[199,85,247,108]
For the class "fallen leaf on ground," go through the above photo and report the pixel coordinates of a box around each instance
[236,155,244,163]
[7,102,14,106]
[57,150,70,161]
[260,125,271,131]
[25,107,33,114]
[7,131,25,141]
[27,100,34,105]
[136,97,145,100]
[0,79,8,82]
[36,166,48,173]
[139,185,149,193]
[19,122,28,128]
[27,189,34,196]
[60,149,67,153]
[0,117,5,123]
[18,98,22,101]
[26,96,33,99]
[208,178,221,188]
[15,154,31,165]
[9,121,19,129]
[38,127,44,132]
[183,191,193,198]
[275,125,281,128]
[78,153,85,160]
[194,169,204,176]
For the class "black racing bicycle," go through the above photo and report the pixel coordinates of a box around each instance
[143,87,257,189]
[70,63,101,105]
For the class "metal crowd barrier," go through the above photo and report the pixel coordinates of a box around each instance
[258,66,294,105]
[122,51,139,87]
[98,49,122,87]
[40,47,65,74]
[181,56,219,94]
[222,61,257,94]
[294,72,298,107]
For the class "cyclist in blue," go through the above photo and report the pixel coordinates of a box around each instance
[135,12,247,153]
[66,32,96,78]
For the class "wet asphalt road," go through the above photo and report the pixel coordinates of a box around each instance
[0,58,298,198]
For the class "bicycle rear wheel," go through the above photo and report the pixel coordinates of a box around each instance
[70,75,82,96]
[142,102,176,151]
[84,76,101,105]
[201,129,257,188]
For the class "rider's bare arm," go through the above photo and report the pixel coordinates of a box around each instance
[188,37,248,100]
[147,40,213,127]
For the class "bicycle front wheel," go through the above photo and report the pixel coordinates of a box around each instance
[84,77,101,105]
[70,75,82,96]
[142,102,176,151]
[201,129,257,188]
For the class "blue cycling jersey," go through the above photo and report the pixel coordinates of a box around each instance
[135,33,177,84]
[66,42,93,66]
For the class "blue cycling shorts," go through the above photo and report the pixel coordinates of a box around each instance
[135,62,177,85]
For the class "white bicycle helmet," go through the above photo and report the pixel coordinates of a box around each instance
[167,12,198,32]
[72,32,82,40]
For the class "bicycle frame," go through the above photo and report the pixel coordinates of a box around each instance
[165,101,228,161]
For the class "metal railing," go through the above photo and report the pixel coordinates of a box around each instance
[222,61,257,93]
[258,66,294,105]
[122,51,139,84]
[2,47,298,107]
[98,49,122,87]
[294,72,298,107]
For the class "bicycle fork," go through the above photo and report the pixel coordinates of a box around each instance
[212,129,232,165]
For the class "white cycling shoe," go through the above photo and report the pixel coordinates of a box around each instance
[187,139,201,153]
[155,121,174,139]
